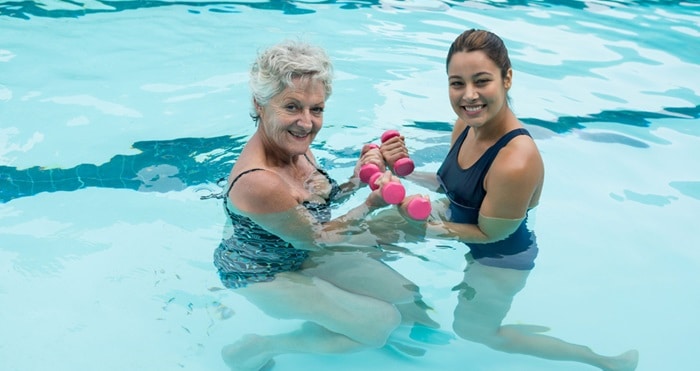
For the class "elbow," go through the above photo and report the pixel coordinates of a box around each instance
[476,214,524,243]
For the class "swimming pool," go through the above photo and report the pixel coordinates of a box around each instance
[1,0,698,370]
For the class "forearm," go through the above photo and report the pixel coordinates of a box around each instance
[425,214,524,244]
[424,220,488,243]
[332,201,381,227]
[316,201,385,247]
[333,177,362,202]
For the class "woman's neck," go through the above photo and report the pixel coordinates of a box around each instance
[471,106,519,142]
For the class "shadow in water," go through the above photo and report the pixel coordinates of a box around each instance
[0,135,244,203]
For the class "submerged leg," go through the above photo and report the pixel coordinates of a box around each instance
[222,322,378,371]
[222,271,401,370]
[303,250,439,329]
[468,325,639,371]
[395,299,440,329]
[452,262,638,371]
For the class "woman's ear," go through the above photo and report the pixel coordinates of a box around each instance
[504,68,513,90]
[253,99,262,115]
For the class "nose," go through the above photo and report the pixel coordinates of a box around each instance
[298,109,314,128]
[464,84,478,101]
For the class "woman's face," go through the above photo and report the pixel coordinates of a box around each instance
[257,77,326,157]
[447,50,511,129]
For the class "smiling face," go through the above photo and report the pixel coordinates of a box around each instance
[447,50,512,129]
[257,76,326,160]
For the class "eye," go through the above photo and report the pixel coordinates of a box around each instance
[475,78,490,86]
[284,103,299,112]
[311,107,324,115]
[449,81,464,87]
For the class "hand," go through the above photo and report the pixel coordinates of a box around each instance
[398,194,432,222]
[365,171,401,207]
[354,144,386,179]
[379,135,409,169]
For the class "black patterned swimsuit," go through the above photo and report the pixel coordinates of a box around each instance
[213,166,340,289]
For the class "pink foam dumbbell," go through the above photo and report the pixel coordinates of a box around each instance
[404,197,431,221]
[360,144,404,205]
[359,144,381,184]
[381,130,415,176]
[368,172,406,205]
[359,163,381,184]
[368,170,431,219]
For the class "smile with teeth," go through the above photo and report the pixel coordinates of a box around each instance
[289,131,310,138]
[464,104,485,112]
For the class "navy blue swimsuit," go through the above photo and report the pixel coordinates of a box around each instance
[437,126,538,270]
[214,165,340,288]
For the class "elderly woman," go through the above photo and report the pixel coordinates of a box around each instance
[214,40,434,370]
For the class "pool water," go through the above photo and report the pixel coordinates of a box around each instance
[1,1,699,370]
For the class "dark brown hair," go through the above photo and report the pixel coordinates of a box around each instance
[446,29,511,79]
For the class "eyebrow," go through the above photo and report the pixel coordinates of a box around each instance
[448,71,493,79]
[472,72,493,78]
[280,98,325,107]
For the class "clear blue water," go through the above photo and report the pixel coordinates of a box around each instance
[1,1,699,370]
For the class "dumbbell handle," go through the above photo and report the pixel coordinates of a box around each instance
[381,130,414,176]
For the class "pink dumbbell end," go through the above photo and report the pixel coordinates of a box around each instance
[359,163,381,184]
[406,197,431,220]
[381,130,400,143]
[369,172,405,204]
[393,157,415,176]
[382,182,406,205]
[368,172,382,190]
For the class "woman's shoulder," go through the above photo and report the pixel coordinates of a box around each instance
[498,132,542,167]
[228,167,301,214]
[488,124,543,175]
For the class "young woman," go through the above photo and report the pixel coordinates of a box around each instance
[380,29,639,371]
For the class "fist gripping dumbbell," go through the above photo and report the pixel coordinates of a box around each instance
[401,196,432,221]
[359,129,414,182]
[358,136,430,220]
[364,168,431,220]
[358,144,382,184]
[369,172,430,220]
[367,171,406,205]
[359,144,404,203]
[360,160,432,220]
[380,130,415,177]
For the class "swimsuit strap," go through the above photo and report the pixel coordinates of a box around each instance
[226,168,265,194]
[226,153,316,195]
[304,153,335,181]
[303,152,314,165]
[225,153,336,200]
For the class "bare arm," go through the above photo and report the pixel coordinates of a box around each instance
[229,166,399,251]
[397,135,544,244]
